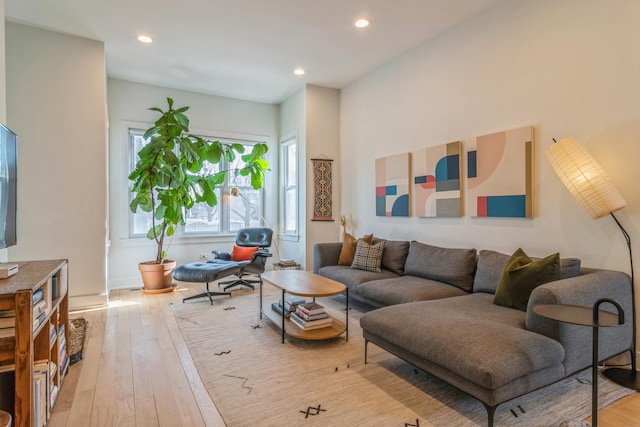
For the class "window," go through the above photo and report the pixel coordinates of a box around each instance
[281,137,298,235]
[128,129,265,238]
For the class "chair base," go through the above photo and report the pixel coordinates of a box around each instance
[219,279,254,291]
[219,276,262,291]
[183,282,231,305]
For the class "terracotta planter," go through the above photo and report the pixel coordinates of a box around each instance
[138,260,177,291]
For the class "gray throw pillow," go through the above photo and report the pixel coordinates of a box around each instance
[374,239,410,275]
[404,241,476,291]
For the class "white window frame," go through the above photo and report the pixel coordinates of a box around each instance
[128,128,266,238]
[280,135,298,238]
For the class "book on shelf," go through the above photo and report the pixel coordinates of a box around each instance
[0,309,15,329]
[296,301,326,316]
[33,376,43,427]
[289,312,332,330]
[50,385,60,408]
[34,360,50,423]
[271,302,291,318]
[0,327,15,338]
[295,310,329,321]
[33,311,47,331]
[283,294,305,311]
[34,299,48,315]
[32,288,45,305]
[0,316,14,328]
[50,323,57,345]
[0,363,15,373]
[278,259,298,266]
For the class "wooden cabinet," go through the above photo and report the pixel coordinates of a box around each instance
[0,260,69,427]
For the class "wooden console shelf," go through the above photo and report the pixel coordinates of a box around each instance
[0,260,69,427]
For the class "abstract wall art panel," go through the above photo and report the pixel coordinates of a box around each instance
[375,153,411,217]
[466,126,535,218]
[413,141,463,217]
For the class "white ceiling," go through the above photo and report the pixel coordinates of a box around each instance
[5,0,504,104]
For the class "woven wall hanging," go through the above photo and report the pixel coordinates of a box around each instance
[311,158,333,221]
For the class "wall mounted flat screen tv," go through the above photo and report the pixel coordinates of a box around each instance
[0,123,17,248]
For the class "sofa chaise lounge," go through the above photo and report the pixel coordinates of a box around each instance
[313,239,633,426]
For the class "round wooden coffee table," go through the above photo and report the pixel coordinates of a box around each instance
[261,270,348,343]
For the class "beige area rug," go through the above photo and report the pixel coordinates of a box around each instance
[171,283,633,427]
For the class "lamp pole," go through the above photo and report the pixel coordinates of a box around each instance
[603,212,639,389]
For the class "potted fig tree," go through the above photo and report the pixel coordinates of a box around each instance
[129,98,268,292]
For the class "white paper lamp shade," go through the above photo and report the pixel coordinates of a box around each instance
[545,137,626,219]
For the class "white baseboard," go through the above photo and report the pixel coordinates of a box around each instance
[108,275,143,290]
[70,294,108,311]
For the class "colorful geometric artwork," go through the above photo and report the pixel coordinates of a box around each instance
[466,126,535,218]
[375,153,411,217]
[413,141,463,217]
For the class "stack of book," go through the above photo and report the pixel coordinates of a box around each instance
[275,259,298,268]
[32,289,48,331]
[271,294,305,318]
[290,302,332,330]
[0,308,15,338]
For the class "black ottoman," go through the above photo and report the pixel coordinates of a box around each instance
[174,260,242,304]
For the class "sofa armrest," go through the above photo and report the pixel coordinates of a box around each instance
[527,269,633,373]
[313,242,343,273]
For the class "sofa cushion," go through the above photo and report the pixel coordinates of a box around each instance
[317,265,398,292]
[351,240,385,273]
[379,239,410,275]
[404,241,476,291]
[356,275,468,306]
[359,294,565,390]
[338,233,373,266]
[493,248,560,311]
[474,249,582,294]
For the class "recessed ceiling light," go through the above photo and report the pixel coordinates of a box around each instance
[293,68,306,76]
[137,35,153,44]
[354,18,370,28]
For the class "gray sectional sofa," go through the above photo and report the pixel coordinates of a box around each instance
[313,239,633,426]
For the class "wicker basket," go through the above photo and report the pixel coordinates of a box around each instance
[68,318,87,365]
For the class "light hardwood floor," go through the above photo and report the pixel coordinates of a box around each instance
[50,284,640,426]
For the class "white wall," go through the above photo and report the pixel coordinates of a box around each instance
[107,79,279,289]
[278,85,341,269]
[278,87,306,265]
[6,23,108,307]
[305,85,341,268]
[341,0,640,358]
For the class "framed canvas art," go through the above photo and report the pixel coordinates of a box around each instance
[466,126,534,218]
[413,141,463,217]
[375,153,411,217]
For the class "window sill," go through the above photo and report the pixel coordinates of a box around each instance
[119,234,236,247]
[279,233,300,242]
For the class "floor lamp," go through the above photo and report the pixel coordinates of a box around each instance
[546,137,639,390]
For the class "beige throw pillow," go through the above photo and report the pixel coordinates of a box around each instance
[338,233,373,266]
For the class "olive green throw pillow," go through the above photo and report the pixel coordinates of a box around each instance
[493,248,560,312]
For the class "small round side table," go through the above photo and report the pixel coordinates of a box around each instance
[533,298,625,427]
